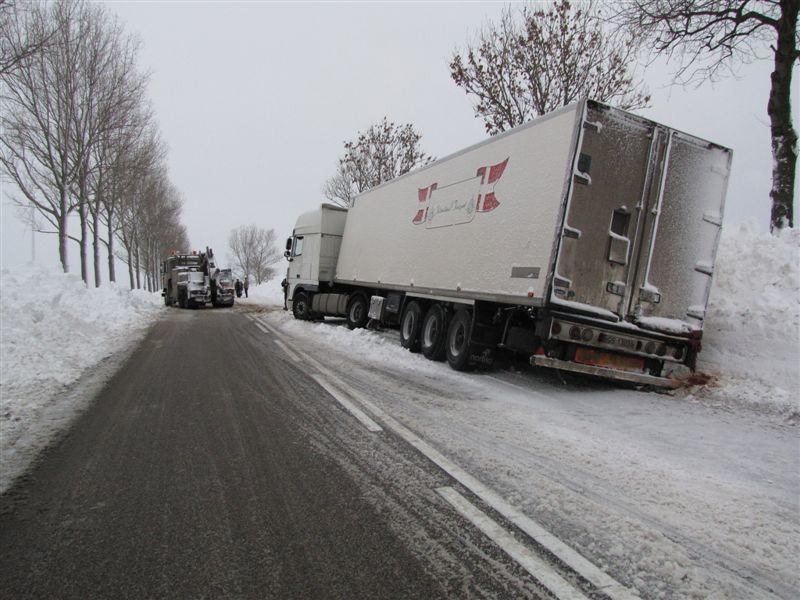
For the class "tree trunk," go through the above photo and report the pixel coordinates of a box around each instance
[58,199,69,273]
[768,0,798,231]
[127,245,134,289]
[107,218,116,283]
[93,200,101,288]
[78,199,89,285]
[135,244,141,289]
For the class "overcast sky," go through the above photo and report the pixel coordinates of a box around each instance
[0,2,782,278]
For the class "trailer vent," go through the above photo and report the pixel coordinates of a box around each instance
[578,153,592,174]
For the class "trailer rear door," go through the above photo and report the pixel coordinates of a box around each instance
[551,102,731,333]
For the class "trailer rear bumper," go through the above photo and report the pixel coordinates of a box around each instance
[531,355,681,389]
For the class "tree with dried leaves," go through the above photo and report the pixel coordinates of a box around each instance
[613,0,798,232]
[323,118,435,207]
[227,225,281,285]
[450,0,651,135]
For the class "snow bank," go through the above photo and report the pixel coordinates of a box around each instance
[236,275,285,307]
[690,221,799,415]
[0,264,164,492]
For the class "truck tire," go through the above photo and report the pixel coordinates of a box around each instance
[446,308,473,371]
[400,301,423,352]
[293,291,311,320]
[346,294,369,330]
[421,304,448,361]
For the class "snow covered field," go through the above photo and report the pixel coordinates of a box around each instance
[0,222,797,597]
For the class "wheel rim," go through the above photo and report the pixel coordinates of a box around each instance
[423,316,439,347]
[402,311,416,339]
[450,322,466,357]
[351,302,363,323]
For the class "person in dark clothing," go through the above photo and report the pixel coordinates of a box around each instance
[243,276,249,298]
[235,279,242,298]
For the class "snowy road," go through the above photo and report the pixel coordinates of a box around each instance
[1,304,797,599]
[0,307,560,599]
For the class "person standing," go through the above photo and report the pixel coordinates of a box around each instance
[235,279,242,298]
[243,276,249,298]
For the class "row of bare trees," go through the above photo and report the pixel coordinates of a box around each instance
[0,1,189,290]
[325,1,795,232]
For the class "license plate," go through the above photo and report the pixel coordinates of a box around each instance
[598,332,637,350]
[575,347,645,372]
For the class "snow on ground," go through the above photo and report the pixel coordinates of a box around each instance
[691,221,799,416]
[0,265,164,493]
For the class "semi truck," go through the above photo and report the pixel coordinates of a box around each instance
[283,100,732,388]
[161,248,234,309]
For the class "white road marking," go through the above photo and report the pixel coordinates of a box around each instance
[253,315,639,600]
[437,486,590,600]
[271,337,302,363]
[309,374,383,433]
[288,345,640,600]
[256,318,280,335]
[254,322,270,335]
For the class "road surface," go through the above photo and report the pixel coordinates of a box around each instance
[1,307,565,600]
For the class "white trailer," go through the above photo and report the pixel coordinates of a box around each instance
[283,100,731,387]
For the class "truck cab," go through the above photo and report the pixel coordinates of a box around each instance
[285,204,347,317]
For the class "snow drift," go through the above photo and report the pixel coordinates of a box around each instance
[691,221,799,415]
[0,265,164,492]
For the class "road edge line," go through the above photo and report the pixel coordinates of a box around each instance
[309,374,383,433]
[437,486,590,600]
[258,315,640,600]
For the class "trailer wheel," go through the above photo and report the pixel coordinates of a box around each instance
[446,308,473,371]
[400,301,423,352]
[346,294,369,330]
[421,304,448,361]
[293,291,311,320]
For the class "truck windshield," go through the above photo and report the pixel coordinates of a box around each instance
[189,272,205,282]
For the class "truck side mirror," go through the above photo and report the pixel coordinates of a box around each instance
[285,237,292,251]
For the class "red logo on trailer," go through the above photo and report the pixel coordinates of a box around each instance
[412,158,509,225]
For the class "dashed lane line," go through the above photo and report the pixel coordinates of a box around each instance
[437,487,590,600]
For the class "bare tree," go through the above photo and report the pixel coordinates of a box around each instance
[323,117,435,207]
[0,1,80,273]
[93,108,156,283]
[83,32,149,287]
[0,1,54,77]
[61,2,149,286]
[109,122,166,287]
[613,0,798,232]
[227,225,281,284]
[450,1,650,134]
